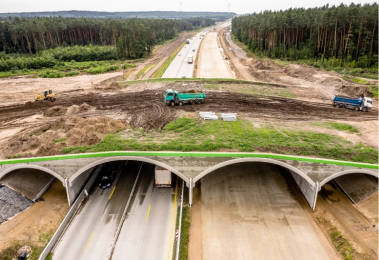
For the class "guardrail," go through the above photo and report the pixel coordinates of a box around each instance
[38,165,102,260]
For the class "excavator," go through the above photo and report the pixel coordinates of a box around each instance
[35,89,56,102]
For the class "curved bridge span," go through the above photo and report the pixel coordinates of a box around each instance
[0,151,377,209]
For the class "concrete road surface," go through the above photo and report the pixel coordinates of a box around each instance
[196,31,234,79]
[111,165,178,260]
[162,34,202,78]
[53,162,139,260]
[191,163,337,260]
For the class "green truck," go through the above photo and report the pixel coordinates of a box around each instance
[164,89,206,106]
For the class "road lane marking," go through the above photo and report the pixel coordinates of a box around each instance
[84,231,95,252]
[167,182,178,260]
[145,204,151,222]
[108,185,116,200]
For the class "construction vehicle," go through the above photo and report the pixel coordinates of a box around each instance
[154,166,171,187]
[164,89,206,106]
[35,90,56,102]
[333,95,373,112]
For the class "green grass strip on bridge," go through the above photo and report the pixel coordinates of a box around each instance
[0,151,377,170]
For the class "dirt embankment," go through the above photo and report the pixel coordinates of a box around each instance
[4,114,126,157]
[219,28,374,101]
[314,184,378,259]
[0,181,68,254]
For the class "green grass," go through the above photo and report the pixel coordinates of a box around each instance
[178,207,190,260]
[121,77,285,87]
[152,41,186,78]
[62,118,378,163]
[54,137,67,143]
[203,83,296,98]
[136,64,155,79]
[321,122,359,133]
[329,229,354,260]
[0,60,134,78]
[0,232,53,260]
[86,64,119,74]
[368,85,378,98]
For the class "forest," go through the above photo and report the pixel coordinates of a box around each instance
[0,17,214,74]
[0,17,214,56]
[232,3,378,68]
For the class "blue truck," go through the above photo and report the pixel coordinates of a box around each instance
[164,89,206,106]
[333,95,373,112]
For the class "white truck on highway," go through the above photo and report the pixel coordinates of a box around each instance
[187,55,193,64]
[154,166,172,187]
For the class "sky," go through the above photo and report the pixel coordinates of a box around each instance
[0,0,377,14]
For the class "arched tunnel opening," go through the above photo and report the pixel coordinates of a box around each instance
[53,159,186,259]
[191,161,332,259]
[0,168,66,224]
[316,172,378,257]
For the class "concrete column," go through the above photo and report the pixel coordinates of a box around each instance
[188,178,193,207]
[312,181,320,210]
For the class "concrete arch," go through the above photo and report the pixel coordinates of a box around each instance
[69,156,189,186]
[193,157,316,187]
[0,164,65,184]
[319,169,378,189]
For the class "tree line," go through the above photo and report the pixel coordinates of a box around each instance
[232,3,378,68]
[0,17,214,58]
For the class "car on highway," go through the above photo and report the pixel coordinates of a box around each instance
[99,170,116,189]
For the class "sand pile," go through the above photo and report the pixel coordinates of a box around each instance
[4,116,126,157]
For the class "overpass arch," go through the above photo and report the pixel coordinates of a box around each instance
[193,157,316,187]
[69,156,189,186]
[319,169,378,189]
[0,164,65,184]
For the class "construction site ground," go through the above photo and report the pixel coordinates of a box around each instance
[0,23,377,259]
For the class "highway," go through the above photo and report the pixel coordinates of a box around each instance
[162,32,203,78]
[111,165,178,260]
[52,162,178,260]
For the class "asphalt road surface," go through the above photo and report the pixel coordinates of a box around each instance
[53,161,138,260]
[191,163,338,260]
[111,164,177,260]
[162,33,202,78]
[52,162,177,260]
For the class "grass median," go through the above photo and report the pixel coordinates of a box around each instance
[152,41,186,78]
[62,117,378,164]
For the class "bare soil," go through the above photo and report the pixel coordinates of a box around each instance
[315,184,378,259]
[0,181,68,253]
[220,28,374,102]
[189,163,338,260]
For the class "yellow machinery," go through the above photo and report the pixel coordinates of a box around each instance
[35,89,56,102]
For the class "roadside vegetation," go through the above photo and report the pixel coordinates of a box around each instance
[62,117,378,163]
[152,41,186,78]
[232,4,378,79]
[0,232,53,260]
[317,122,359,133]
[203,83,295,98]
[0,17,214,78]
[0,46,135,78]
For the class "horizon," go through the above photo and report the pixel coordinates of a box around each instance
[0,0,377,15]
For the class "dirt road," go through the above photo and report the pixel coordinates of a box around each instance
[0,72,122,107]
[189,163,338,260]
[196,31,234,78]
